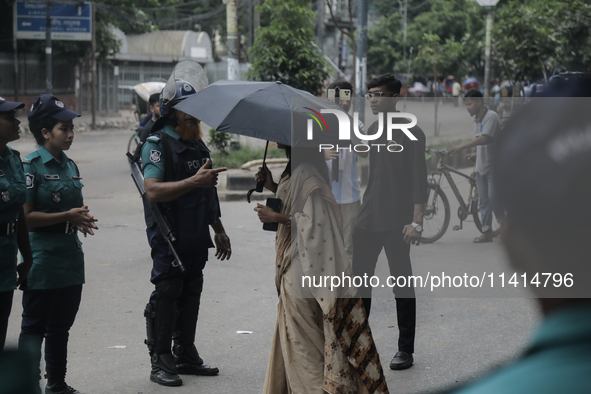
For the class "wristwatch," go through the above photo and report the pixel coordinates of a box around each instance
[411,222,423,232]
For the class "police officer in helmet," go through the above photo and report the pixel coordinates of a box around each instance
[141,60,231,387]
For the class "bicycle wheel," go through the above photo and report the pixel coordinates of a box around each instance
[127,132,139,156]
[421,183,450,243]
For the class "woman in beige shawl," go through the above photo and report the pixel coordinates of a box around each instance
[255,146,389,394]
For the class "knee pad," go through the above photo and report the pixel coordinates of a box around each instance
[156,278,183,301]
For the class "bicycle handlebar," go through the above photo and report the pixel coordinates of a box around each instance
[425,148,447,156]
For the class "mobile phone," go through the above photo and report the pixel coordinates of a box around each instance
[327,88,351,99]
[263,198,282,232]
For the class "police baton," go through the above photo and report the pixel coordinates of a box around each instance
[127,153,186,273]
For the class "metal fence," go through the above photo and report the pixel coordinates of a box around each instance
[116,62,176,109]
[1,52,252,113]
[0,52,75,97]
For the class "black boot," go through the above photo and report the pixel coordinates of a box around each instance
[45,381,83,394]
[150,353,182,386]
[173,343,219,376]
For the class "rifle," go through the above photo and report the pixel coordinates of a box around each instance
[127,152,186,272]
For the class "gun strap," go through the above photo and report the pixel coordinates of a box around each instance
[154,131,175,183]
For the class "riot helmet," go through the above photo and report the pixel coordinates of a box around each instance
[160,60,209,117]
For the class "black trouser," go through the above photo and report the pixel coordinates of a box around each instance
[0,290,14,352]
[352,225,416,354]
[18,285,82,384]
[147,227,207,356]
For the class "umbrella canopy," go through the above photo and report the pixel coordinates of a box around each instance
[463,77,479,87]
[132,82,166,102]
[174,80,350,147]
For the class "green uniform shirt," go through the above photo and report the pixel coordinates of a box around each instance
[141,125,179,179]
[452,303,591,394]
[23,146,85,290]
[0,146,27,292]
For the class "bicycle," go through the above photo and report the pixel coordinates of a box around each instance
[127,126,141,156]
[421,148,488,243]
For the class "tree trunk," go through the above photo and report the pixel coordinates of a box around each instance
[433,65,438,137]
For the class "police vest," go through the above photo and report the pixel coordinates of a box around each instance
[144,131,220,253]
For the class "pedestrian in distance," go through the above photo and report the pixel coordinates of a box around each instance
[447,89,505,242]
[133,92,161,160]
[140,60,231,387]
[352,74,428,371]
[0,97,33,353]
[18,94,98,394]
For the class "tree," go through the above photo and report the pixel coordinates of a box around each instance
[367,0,485,78]
[416,33,462,136]
[245,0,329,94]
[325,0,356,101]
[494,0,591,82]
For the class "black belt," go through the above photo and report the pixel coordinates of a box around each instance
[0,220,17,236]
[30,221,77,235]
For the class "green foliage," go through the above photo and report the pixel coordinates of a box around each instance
[494,0,591,81]
[367,13,403,75]
[208,129,233,156]
[245,0,329,94]
[367,0,484,77]
[416,33,463,80]
[210,144,286,169]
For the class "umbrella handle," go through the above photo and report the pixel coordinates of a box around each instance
[247,141,270,203]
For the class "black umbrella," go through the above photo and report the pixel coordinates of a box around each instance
[175,80,356,200]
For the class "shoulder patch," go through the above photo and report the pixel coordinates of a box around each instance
[150,149,162,163]
[26,173,34,189]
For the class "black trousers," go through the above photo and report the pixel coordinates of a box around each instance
[147,227,207,355]
[0,290,14,351]
[18,285,83,383]
[352,225,416,354]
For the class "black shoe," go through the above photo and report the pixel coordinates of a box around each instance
[389,351,414,370]
[150,367,183,387]
[150,353,182,386]
[173,343,220,376]
[45,382,83,394]
[176,362,220,376]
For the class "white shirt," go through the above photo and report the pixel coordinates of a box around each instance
[326,120,365,204]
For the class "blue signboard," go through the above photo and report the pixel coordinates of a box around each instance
[14,1,92,41]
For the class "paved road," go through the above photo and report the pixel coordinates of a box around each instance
[6,127,539,394]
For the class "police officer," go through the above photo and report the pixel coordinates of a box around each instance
[19,94,98,394]
[141,60,231,387]
[0,97,33,352]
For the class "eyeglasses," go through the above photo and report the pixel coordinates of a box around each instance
[364,91,386,101]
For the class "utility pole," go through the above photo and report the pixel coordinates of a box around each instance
[91,1,96,128]
[224,0,239,80]
[253,0,260,40]
[12,10,19,102]
[398,0,408,63]
[483,11,493,98]
[316,0,325,48]
[45,2,53,94]
[248,0,253,48]
[356,0,367,97]
[477,0,499,98]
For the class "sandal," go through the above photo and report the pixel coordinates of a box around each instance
[473,232,493,243]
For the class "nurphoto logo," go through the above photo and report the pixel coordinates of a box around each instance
[305,108,419,153]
